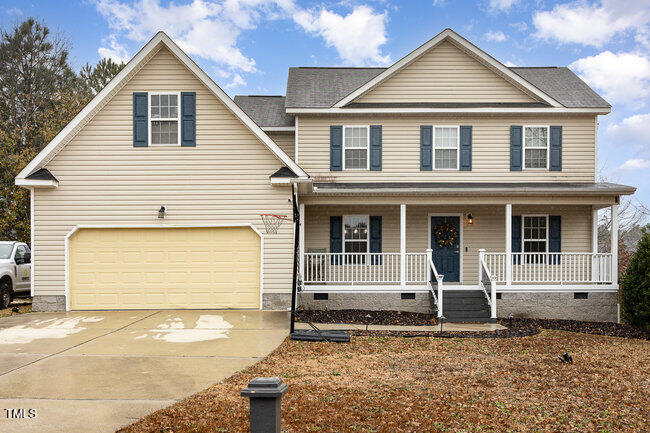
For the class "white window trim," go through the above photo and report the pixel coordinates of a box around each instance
[522,214,549,253]
[523,125,550,170]
[343,214,370,254]
[342,125,370,171]
[432,125,460,171]
[148,91,181,147]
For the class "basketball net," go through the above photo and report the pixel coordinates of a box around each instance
[260,214,292,234]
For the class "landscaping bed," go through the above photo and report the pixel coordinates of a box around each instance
[120,330,650,433]
[297,309,649,340]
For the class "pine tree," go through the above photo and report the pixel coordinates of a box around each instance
[80,57,125,96]
[620,227,650,328]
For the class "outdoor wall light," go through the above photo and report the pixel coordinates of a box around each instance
[158,206,166,219]
[466,213,474,225]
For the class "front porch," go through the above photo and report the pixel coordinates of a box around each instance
[298,201,619,321]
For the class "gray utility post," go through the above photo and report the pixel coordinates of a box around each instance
[241,377,289,433]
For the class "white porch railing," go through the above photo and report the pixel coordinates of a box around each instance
[478,250,497,319]
[482,252,614,284]
[303,252,428,284]
[426,248,443,318]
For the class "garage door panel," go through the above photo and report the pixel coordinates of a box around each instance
[68,227,261,310]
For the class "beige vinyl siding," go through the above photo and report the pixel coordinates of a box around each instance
[305,204,592,284]
[267,131,295,160]
[357,41,536,103]
[33,47,293,297]
[298,114,596,182]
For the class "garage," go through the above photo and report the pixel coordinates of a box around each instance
[67,226,261,310]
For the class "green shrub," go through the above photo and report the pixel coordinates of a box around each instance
[620,226,650,327]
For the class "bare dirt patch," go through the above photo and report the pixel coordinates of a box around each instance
[120,330,649,433]
[0,298,32,318]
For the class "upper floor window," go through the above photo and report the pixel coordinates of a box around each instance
[150,93,180,146]
[433,126,459,170]
[524,126,549,169]
[343,126,369,170]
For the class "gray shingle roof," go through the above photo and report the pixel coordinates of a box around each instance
[270,167,298,178]
[233,95,295,127]
[283,66,609,109]
[26,168,58,181]
[510,67,610,108]
[285,67,386,108]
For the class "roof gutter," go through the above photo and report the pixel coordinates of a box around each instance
[311,186,635,196]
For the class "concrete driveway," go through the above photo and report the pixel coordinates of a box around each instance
[0,309,289,433]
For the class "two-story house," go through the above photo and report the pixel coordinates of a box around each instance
[16,29,634,322]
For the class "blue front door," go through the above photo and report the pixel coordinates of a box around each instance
[430,216,461,282]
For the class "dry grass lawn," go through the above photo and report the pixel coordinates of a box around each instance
[0,299,32,318]
[121,330,649,433]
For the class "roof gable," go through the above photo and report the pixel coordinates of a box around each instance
[335,29,562,108]
[356,40,537,104]
[16,32,307,183]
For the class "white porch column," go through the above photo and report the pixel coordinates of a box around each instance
[592,208,599,282]
[400,204,406,287]
[505,204,512,286]
[611,203,619,286]
[299,203,305,282]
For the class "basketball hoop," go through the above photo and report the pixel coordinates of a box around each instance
[260,214,293,234]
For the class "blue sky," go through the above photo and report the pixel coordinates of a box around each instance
[2,0,649,209]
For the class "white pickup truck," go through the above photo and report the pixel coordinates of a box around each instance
[0,241,31,309]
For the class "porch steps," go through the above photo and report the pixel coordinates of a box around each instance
[441,290,494,323]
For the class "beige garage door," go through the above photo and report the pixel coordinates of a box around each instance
[68,226,261,310]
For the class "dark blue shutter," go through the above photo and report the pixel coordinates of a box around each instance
[181,92,196,147]
[420,126,432,171]
[330,216,342,264]
[369,216,382,264]
[512,215,522,264]
[549,126,562,171]
[459,125,472,171]
[330,126,342,171]
[510,126,522,171]
[369,125,382,171]
[549,215,561,264]
[133,92,148,147]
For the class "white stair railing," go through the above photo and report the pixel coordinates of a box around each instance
[478,249,497,319]
[426,248,444,318]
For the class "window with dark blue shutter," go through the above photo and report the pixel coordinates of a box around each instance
[510,126,522,171]
[512,215,522,264]
[330,126,342,171]
[369,125,382,171]
[420,126,432,171]
[549,215,561,264]
[459,125,472,171]
[133,92,148,147]
[549,126,562,171]
[181,92,196,147]
[330,216,342,264]
[369,216,382,264]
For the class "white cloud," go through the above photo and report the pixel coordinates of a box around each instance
[6,7,22,15]
[488,0,518,13]
[570,51,650,105]
[432,0,446,6]
[485,30,508,42]
[509,21,527,32]
[617,158,650,171]
[225,73,246,89]
[504,60,517,67]
[533,0,650,47]
[94,0,289,74]
[606,113,650,151]
[292,5,390,66]
[97,35,130,63]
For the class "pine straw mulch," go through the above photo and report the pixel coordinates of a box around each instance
[119,330,650,433]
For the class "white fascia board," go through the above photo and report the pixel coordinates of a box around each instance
[333,28,563,108]
[15,178,58,188]
[286,107,610,115]
[270,177,311,185]
[16,31,308,181]
[261,126,295,132]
